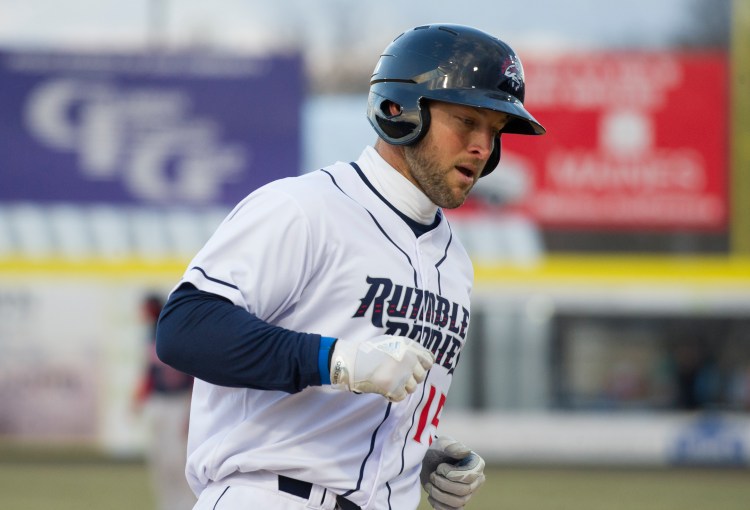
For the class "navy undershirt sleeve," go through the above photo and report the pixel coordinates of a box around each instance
[156,282,325,393]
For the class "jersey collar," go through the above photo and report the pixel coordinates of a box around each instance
[355,146,439,225]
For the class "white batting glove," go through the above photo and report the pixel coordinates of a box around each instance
[420,436,486,510]
[330,335,434,402]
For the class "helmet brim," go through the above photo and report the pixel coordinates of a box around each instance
[423,87,546,135]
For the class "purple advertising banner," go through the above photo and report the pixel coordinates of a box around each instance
[0,50,303,205]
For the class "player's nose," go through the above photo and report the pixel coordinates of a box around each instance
[467,129,495,161]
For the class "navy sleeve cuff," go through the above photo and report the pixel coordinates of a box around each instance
[318,336,336,385]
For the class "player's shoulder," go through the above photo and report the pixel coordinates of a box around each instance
[262,161,356,202]
[223,162,355,224]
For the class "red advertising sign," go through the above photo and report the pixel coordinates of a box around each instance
[469,52,728,231]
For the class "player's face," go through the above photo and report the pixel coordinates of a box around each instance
[403,102,509,209]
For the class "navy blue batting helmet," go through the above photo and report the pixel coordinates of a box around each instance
[367,24,545,176]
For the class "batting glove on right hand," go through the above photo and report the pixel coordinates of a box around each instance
[420,436,486,510]
[330,335,434,402]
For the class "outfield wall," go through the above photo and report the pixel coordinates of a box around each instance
[439,411,750,467]
[0,260,179,455]
[1,255,749,466]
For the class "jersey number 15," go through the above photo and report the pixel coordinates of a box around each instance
[413,384,446,446]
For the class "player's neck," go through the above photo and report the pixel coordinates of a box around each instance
[374,140,415,185]
[365,144,438,224]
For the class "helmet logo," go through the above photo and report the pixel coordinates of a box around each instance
[501,56,523,92]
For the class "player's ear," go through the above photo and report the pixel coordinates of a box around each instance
[383,100,402,117]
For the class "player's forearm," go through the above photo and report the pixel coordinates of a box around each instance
[156,283,324,393]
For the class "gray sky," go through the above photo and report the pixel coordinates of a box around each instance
[0,0,709,95]
[0,0,697,55]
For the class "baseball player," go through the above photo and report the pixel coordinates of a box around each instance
[156,23,545,510]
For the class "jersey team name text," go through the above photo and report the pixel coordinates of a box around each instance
[353,276,470,373]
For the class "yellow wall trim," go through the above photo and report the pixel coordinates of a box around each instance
[2,255,750,286]
[475,255,750,286]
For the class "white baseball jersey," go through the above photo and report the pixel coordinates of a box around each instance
[178,146,474,510]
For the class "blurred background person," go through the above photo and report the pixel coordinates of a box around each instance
[133,293,196,510]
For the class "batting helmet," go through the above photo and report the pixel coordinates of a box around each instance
[367,24,546,176]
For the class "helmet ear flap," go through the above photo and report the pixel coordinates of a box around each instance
[367,93,430,145]
[411,100,430,145]
[376,99,413,140]
[480,135,502,177]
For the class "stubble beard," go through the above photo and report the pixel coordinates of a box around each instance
[403,140,472,210]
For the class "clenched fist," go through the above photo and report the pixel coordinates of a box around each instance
[421,436,486,509]
[330,335,434,402]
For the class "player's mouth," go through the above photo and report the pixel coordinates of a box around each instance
[455,165,477,184]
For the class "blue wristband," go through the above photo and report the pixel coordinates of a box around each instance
[318,336,336,385]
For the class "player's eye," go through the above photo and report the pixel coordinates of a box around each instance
[455,116,475,128]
